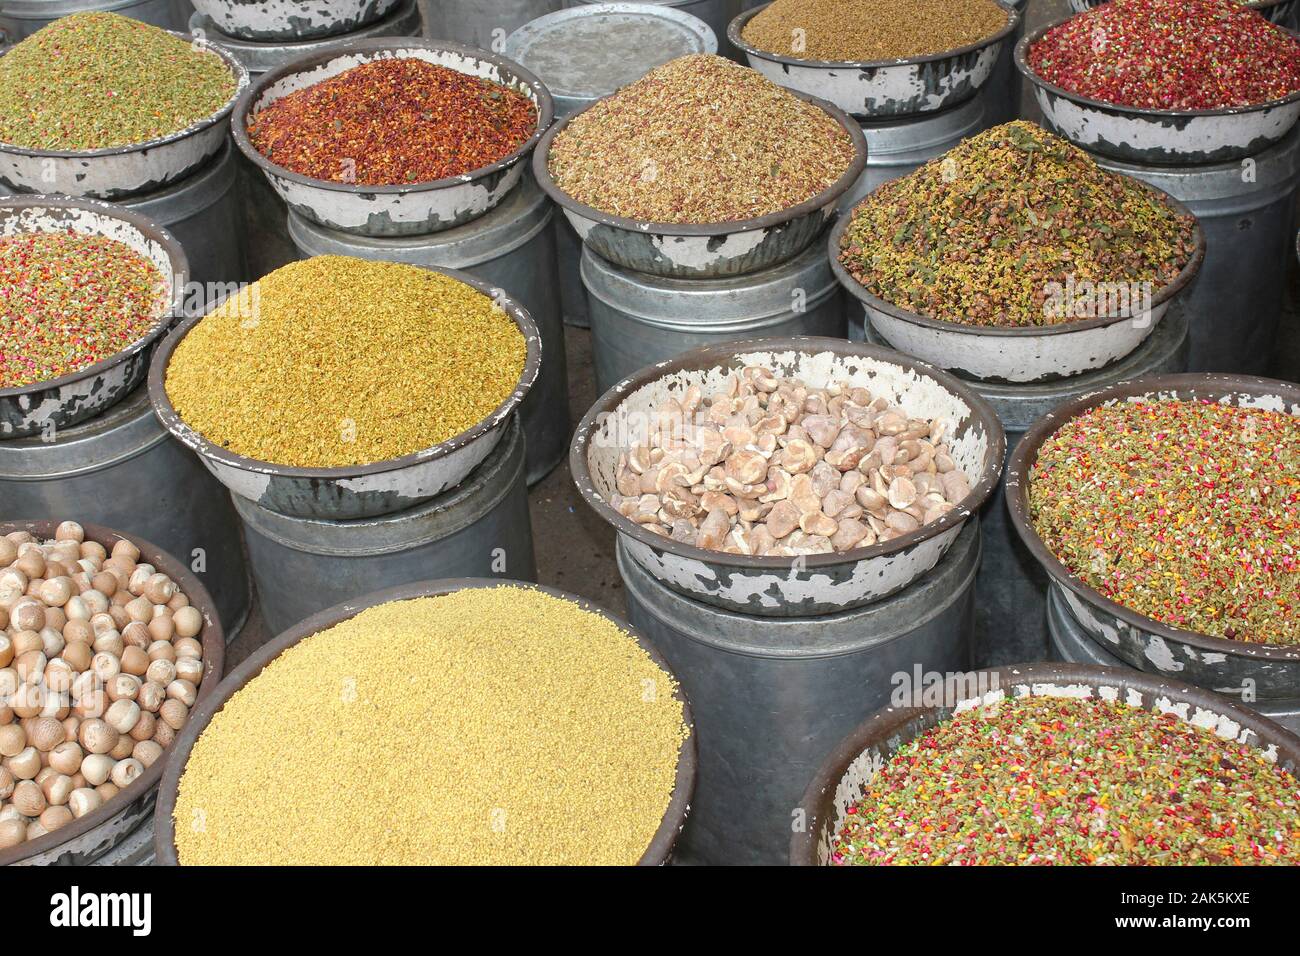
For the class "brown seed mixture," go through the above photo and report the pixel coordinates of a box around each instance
[173,588,689,866]
[164,256,526,469]
[742,0,1010,63]
[610,366,971,555]
[547,54,857,224]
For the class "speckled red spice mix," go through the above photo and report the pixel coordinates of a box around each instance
[1028,0,1300,110]
[248,58,537,186]
[0,231,166,390]
[832,694,1300,865]
[1029,399,1300,644]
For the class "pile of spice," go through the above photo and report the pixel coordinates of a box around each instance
[0,13,236,151]
[741,0,1010,62]
[832,694,1300,865]
[165,256,526,469]
[609,365,972,556]
[838,122,1198,327]
[0,231,167,390]
[547,55,857,223]
[0,522,206,851]
[1028,0,1300,110]
[1029,399,1300,644]
[172,587,688,865]
[248,58,537,186]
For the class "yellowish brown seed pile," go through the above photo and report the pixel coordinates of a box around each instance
[173,588,689,866]
[164,256,526,468]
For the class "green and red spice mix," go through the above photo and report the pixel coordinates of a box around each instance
[547,55,857,224]
[1029,399,1300,644]
[0,231,166,390]
[838,122,1197,327]
[248,58,537,186]
[0,13,236,151]
[1028,0,1300,111]
[832,695,1300,865]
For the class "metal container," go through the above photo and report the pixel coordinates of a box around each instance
[504,1,718,328]
[287,174,568,486]
[90,818,155,866]
[572,337,1004,616]
[421,0,560,50]
[155,575,697,866]
[729,1,1018,118]
[565,0,739,60]
[233,39,554,237]
[582,238,846,395]
[231,415,537,635]
[986,0,1026,125]
[1092,129,1300,374]
[0,386,253,637]
[858,305,1191,667]
[791,662,1300,865]
[1006,373,1300,699]
[0,0,190,43]
[0,519,224,867]
[1048,587,1300,736]
[619,516,978,865]
[192,0,399,40]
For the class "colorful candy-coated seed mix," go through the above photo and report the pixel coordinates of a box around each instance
[839,122,1197,327]
[547,55,857,224]
[0,232,166,389]
[248,58,536,186]
[1028,0,1300,110]
[0,13,236,151]
[832,694,1300,865]
[1030,399,1300,644]
[173,588,689,866]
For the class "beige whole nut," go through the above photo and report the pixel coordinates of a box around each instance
[765,500,800,539]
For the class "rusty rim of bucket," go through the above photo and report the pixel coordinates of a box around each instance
[153,578,697,866]
[790,661,1300,866]
[570,336,1006,573]
[1005,372,1300,663]
[0,519,225,867]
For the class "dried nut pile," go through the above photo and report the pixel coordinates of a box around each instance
[0,523,204,851]
[173,588,688,866]
[547,54,857,224]
[1029,399,1300,645]
[832,694,1300,865]
[839,122,1198,327]
[741,0,1010,63]
[0,13,236,151]
[609,367,971,556]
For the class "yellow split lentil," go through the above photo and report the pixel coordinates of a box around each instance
[172,588,689,866]
[163,256,526,468]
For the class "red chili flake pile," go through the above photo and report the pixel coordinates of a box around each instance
[1029,399,1300,644]
[0,231,166,389]
[1028,0,1300,110]
[832,694,1300,865]
[247,58,537,186]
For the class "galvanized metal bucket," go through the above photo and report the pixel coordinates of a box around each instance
[421,0,561,50]
[564,0,739,60]
[192,0,400,40]
[621,515,979,865]
[231,414,538,635]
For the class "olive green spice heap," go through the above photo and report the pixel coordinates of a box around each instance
[164,256,526,469]
[742,0,1010,62]
[174,588,689,866]
[547,54,857,224]
[1029,399,1300,644]
[0,13,236,151]
[839,122,1198,327]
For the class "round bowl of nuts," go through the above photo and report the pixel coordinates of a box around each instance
[1006,373,1300,700]
[0,519,223,866]
[571,337,1006,616]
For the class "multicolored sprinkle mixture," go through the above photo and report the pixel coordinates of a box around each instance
[1029,399,1300,644]
[832,695,1300,865]
[1028,0,1300,111]
[0,231,166,389]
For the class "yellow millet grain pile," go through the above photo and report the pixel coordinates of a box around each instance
[164,256,526,468]
[173,588,690,866]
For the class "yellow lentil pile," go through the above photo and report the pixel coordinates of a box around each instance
[164,256,526,468]
[173,588,689,866]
